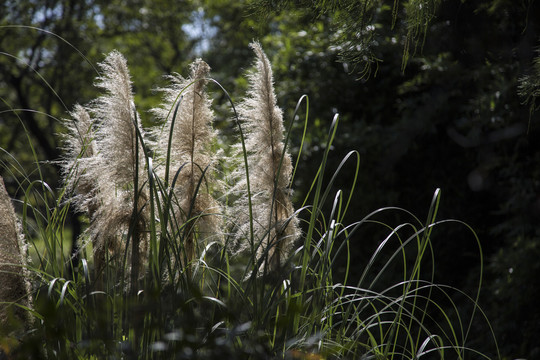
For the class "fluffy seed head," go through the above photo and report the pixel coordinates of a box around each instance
[151,59,222,262]
[62,51,150,280]
[234,42,300,269]
[91,50,146,189]
[60,104,97,213]
[0,176,32,334]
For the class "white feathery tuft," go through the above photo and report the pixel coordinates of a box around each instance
[234,41,300,271]
[0,176,32,333]
[90,50,149,281]
[60,104,97,214]
[151,59,222,264]
[62,50,150,281]
[90,50,146,190]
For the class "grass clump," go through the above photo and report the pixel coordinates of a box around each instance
[0,41,500,359]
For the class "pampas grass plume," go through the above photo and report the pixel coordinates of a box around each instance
[91,50,146,190]
[152,59,222,265]
[0,176,31,335]
[60,104,97,214]
[236,42,300,270]
[62,50,150,281]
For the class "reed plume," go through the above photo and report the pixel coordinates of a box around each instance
[60,104,98,215]
[235,42,300,271]
[152,59,222,267]
[91,50,150,287]
[0,176,32,335]
[62,51,149,285]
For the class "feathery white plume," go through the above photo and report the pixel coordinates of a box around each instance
[90,50,150,283]
[90,50,146,189]
[60,104,97,214]
[62,50,149,282]
[0,176,32,334]
[235,42,300,270]
[152,59,222,265]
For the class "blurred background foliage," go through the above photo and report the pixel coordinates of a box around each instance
[1,0,539,358]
